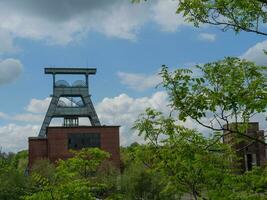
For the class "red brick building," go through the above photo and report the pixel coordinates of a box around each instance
[223,122,266,172]
[29,126,120,168]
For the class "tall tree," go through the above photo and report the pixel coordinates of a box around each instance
[133,108,234,199]
[160,57,267,146]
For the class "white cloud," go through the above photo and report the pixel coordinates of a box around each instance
[0,29,17,53]
[89,2,149,41]
[12,113,44,123]
[0,0,149,44]
[26,97,51,113]
[117,71,161,91]
[199,33,216,42]
[0,58,23,85]
[95,91,219,145]
[1,91,266,152]
[0,112,8,119]
[150,0,190,32]
[0,0,190,45]
[96,91,170,145]
[0,112,44,123]
[241,40,267,65]
[0,96,50,123]
[0,124,39,152]
[0,92,170,151]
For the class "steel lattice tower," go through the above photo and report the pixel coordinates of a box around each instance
[38,68,101,137]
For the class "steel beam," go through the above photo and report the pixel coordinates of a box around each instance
[45,68,96,75]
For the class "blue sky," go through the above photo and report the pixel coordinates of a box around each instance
[0,0,266,152]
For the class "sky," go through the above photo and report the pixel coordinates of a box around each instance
[0,0,266,152]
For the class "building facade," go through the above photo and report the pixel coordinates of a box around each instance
[223,122,266,172]
[29,126,120,168]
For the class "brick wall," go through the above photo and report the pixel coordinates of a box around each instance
[28,137,48,168]
[223,122,266,172]
[28,126,120,169]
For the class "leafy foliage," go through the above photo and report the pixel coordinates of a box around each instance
[133,108,267,199]
[160,57,267,145]
[121,144,177,199]
[0,150,33,200]
[56,148,110,179]
[134,108,234,199]
[0,144,267,199]
[24,148,113,200]
[177,0,267,36]
[133,0,267,36]
[208,167,267,199]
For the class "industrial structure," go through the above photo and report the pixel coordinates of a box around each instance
[223,122,266,173]
[28,68,120,168]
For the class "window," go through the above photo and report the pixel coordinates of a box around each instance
[245,153,257,171]
[246,154,252,171]
[68,133,100,150]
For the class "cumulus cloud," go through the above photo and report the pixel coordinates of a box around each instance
[0,30,17,53]
[0,112,8,119]
[241,40,267,65]
[0,124,39,152]
[117,71,161,91]
[0,97,50,124]
[0,0,150,44]
[0,92,169,151]
[89,2,149,41]
[1,91,266,152]
[198,33,216,42]
[0,112,44,123]
[12,113,44,123]
[150,0,190,32]
[96,91,170,145]
[0,0,190,45]
[95,91,220,145]
[0,58,23,85]
[26,97,51,113]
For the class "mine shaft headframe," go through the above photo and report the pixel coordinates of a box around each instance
[38,67,101,138]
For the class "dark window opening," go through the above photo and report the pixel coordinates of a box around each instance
[246,153,257,171]
[246,154,252,171]
[68,133,100,150]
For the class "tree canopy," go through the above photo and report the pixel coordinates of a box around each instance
[134,0,267,36]
[160,57,267,145]
[133,108,267,199]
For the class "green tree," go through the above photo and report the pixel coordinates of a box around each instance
[31,159,55,177]
[120,144,177,200]
[134,108,234,199]
[134,0,267,36]
[24,178,96,200]
[56,147,110,179]
[0,150,33,200]
[208,167,267,199]
[24,148,113,200]
[160,57,267,146]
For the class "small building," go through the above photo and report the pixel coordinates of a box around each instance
[28,67,120,169]
[223,122,266,172]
